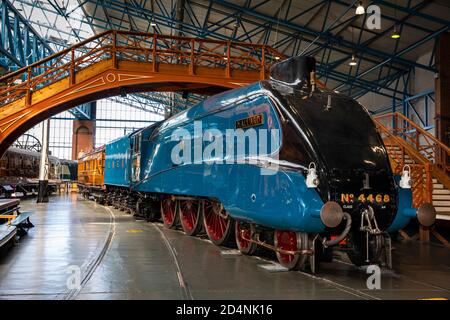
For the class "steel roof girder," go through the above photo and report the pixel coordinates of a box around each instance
[211,0,436,72]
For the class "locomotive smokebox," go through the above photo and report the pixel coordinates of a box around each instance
[269,56,316,88]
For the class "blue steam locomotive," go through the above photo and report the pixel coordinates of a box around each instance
[99,56,435,272]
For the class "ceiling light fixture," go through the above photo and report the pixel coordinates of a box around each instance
[391,25,401,39]
[349,54,358,66]
[233,18,239,28]
[355,1,365,15]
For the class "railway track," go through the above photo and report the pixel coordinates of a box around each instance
[55,200,449,300]
[153,219,449,300]
[57,203,193,300]
[154,223,194,300]
[58,206,116,300]
[150,221,382,300]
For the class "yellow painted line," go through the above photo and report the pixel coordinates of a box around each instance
[417,298,448,300]
[0,215,17,219]
[127,229,143,233]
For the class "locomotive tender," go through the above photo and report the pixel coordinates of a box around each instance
[82,56,436,271]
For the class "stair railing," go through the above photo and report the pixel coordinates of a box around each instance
[374,112,450,175]
[373,117,433,208]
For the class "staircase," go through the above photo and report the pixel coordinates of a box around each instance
[432,179,450,220]
[374,112,450,224]
[385,145,450,220]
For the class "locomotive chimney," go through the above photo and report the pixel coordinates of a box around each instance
[269,56,316,89]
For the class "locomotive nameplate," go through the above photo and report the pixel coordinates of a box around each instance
[341,193,390,204]
[235,114,264,129]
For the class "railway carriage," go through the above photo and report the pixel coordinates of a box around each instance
[0,147,63,198]
[77,146,105,202]
[83,56,436,272]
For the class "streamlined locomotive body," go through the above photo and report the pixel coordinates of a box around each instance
[88,57,435,271]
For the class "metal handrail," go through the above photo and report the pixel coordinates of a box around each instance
[374,112,449,173]
[0,30,284,108]
[374,119,433,207]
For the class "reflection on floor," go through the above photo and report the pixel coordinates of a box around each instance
[0,194,448,300]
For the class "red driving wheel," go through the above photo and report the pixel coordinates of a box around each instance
[161,197,178,228]
[235,220,257,255]
[274,230,300,269]
[203,200,234,246]
[179,199,203,236]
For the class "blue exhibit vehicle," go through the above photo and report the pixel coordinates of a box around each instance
[100,56,436,272]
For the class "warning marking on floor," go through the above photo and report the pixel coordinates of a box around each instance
[127,229,143,233]
[258,263,289,273]
[220,249,242,257]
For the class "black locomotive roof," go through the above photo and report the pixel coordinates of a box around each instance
[265,80,391,175]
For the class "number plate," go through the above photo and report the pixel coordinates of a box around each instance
[340,193,390,204]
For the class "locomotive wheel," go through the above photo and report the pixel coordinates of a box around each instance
[203,200,235,246]
[346,231,384,266]
[235,221,257,255]
[179,199,203,236]
[136,199,159,221]
[161,198,179,229]
[274,230,300,270]
[105,192,112,205]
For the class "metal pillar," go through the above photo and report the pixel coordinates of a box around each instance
[71,102,96,160]
[71,120,95,160]
[435,33,450,150]
[37,119,50,203]
[164,92,175,119]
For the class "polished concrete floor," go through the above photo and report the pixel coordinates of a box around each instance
[0,194,449,300]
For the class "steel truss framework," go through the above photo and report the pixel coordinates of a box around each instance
[2,0,449,117]
[373,88,435,129]
[0,0,52,71]
[0,0,99,119]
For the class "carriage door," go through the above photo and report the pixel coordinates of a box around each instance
[131,133,142,183]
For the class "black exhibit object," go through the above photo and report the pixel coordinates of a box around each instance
[37,180,49,203]
[269,56,316,88]
[417,203,436,227]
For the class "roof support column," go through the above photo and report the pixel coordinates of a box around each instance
[72,104,96,160]
[435,33,450,168]
[37,119,50,203]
